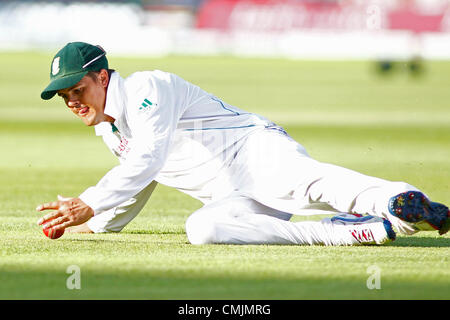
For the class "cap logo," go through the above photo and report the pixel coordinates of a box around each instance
[52,57,60,76]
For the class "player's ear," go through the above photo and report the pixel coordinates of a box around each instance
[98,69,109,88]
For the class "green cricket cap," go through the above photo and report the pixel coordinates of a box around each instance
[41,42,108,100]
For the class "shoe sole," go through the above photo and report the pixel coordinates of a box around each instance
[388,191,450,235]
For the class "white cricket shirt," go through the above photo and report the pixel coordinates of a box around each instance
[79,71,277,214]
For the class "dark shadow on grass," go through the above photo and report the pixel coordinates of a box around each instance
[391,236,450,247]
[1,267,449,299]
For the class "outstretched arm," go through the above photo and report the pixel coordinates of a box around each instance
[36,197,94,232]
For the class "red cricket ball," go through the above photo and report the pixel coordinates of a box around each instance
[43,227,65,239]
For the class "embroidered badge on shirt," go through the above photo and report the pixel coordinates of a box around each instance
[110,124,131,159]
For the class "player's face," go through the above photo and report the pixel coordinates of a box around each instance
[57,69,112,126]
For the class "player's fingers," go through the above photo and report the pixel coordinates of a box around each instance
[36,201,62,212]
[37,210,62,226]
[42,215,69,230]
[53,220,76,231]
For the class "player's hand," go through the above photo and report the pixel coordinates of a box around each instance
[36,196,94,232]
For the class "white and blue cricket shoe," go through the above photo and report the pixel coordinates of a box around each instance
[388,191,450,235]
[331,213,396,245]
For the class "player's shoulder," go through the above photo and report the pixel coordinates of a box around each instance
[123,70,189,101]
[124,70,179,88]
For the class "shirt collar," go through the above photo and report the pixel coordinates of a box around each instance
[94,71,124,136]
[94,121,114,136]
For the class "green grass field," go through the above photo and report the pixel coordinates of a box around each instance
[0,52,449,299]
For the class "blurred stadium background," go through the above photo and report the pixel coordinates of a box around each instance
[1,0,450,60]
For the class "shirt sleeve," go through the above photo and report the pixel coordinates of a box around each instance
[79,72,184,213]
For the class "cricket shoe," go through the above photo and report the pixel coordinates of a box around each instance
[331,213,396,245]
[388,191,450,235]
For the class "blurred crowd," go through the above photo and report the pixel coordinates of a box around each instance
[1,0,450,59]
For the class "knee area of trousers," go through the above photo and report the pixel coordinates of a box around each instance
[185,215,217,245]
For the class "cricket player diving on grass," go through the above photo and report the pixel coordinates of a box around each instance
[36,42,450,246]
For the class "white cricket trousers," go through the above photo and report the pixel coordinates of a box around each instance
[87,129,420,243]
